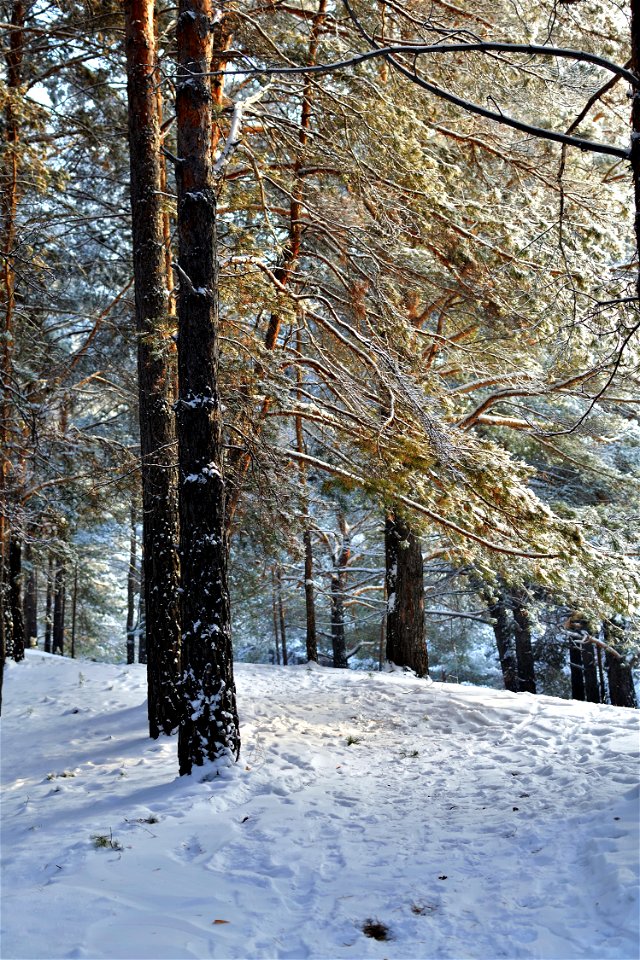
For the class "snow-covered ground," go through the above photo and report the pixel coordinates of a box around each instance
[1,652,638,960]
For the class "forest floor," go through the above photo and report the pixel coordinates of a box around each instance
[1,652,638,960]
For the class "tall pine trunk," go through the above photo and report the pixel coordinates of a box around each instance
[9,537,24,661]
[175,0,240,774]
[0,0,26,706]
[330,514,350,669]
[44,555,53,653]
[124,0,182,737]
[512,591,536,694]
[604,620,638,709]
[23,542,37,647]
[126,505,137,665]
[569,645,585,700]
[52,561,65,655]
[483,587,518,693]
[384,513,428,677]
[303,529,317,662]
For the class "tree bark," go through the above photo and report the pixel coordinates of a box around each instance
[70,562,78,659]
[303,529,318,662]
[512,592,536,693]
[271,568,281,665]
[124,0,182,738]
[276,565,288,666]
[331,514,350,669]
[175,0,240,775]
[631,0,640,302]
[52,561,65,655]
[126,504,137,665]
[9,536,24,662]
[483,588,518,693]
[23,542,37,647]
[384,512,428,677]
[569,645,585,700]
[137,548,147,664]
[0,0,26,704]
[44,554,53,653]
[582,642,600,703]
[604,620,638,709]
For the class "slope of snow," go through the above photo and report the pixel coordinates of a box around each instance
[1,652,638,960]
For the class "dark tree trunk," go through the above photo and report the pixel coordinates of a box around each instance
[303,529,317,662]
[604,620,638,709]
[9,536,24,662]
[126,506,137,665]
[124,0,182,737]
[23,542,37,647]
[137,549,147,664]
[52,561,65,655]
[276,566,288,666]
[44,554,53,653]
[631,0,640,302]
[384,513,428,677]
[582,643,600,703]
[605,652,638,709]
[330,514,350,669]
[512,593,536,693]
[271,569,281,665]
[569,645,585,700]
[597,646,607,704]
[483,588,518,693]
[70,562,78,659]
[175,0,240,775]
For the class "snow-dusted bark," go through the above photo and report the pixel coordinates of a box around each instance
[124,0,182,737]
[384,513,428,678]
[175,0,240,775]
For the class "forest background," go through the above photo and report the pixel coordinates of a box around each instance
[1,0,639,766]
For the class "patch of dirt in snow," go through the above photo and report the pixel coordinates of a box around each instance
[1,652,638,960]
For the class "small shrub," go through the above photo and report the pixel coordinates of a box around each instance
[91,831,123,851]
[346,735,362,746]
[362,920,392,941]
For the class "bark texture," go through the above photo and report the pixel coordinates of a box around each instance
[512,593,536,694]
[9,537,24,661]
[23,543,37,646]
[331,514,350,669]
[52,561,65,655]
[175,0,240,775]
[124,0,182,737]
[484,588,518,693]
[303,529,317,662]
[385,513,428,677]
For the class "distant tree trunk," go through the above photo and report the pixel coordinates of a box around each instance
[569,645,585,700]
[44,555,53,653]
[276,566,288,666]
[9,537,24,661]
[582,643,600,703]
[384,513,428,677]
[124,0,182,738]
[512,592,536,693]
[604,620,638,708]
[175,0,240,774]
[126,506,137,665]
[303,530,317,662]
[596,646,606,704]
[483,588,518,693]
[52,561,65,655]
[137,549,147,664]
[271,569,281,665]
[23,543,37,647]
[69,562,78,659]
[330,514,350,669]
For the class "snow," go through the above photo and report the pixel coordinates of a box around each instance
[2,652,639,960]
